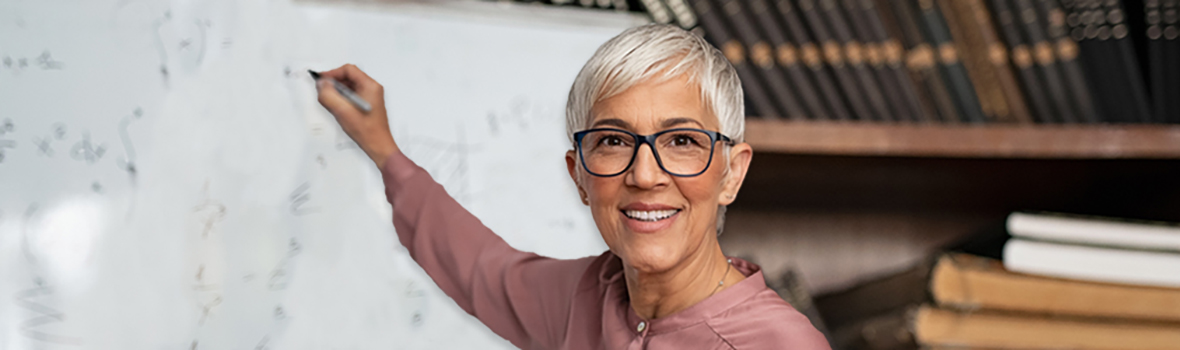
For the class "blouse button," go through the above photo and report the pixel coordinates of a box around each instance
[637,321,646,333]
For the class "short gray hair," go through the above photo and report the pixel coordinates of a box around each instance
[565,24,745,145]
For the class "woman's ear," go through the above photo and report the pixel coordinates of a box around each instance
[566,150,589,205]
[718,143,753,206]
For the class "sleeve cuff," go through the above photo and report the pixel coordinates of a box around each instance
[380,151,424,194]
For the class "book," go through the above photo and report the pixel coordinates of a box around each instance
[931,253,1180,322]
[817,0,897,122]
[748,0,835,120]
[1148,0,1180,123]
[1035,0,1101,123]
[797,0,878,121]
[1064,0,1153,123]
[1003,238,1180,288]
[639,0,675,23]
[717,0,809,120]
[772,0,857,121]
[988,0,1058,123]
[662,0,697,28]
[1007,211,1180,252]
[910,0,987,123]
[882,0,963,122]
[1012,0,1083,123]
[814,258,934,329]
[847,0,931,123]
[692,0,781,117]
[937,0,1009,123]
[913,305,1180,350]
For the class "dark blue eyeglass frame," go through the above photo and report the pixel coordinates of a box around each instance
[573,127,735,177]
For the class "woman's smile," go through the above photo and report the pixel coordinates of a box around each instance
[620,202,683,233]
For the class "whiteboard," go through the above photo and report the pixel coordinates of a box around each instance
[0,0,645,348]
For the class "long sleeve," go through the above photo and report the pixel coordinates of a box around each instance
[381,151,597,350]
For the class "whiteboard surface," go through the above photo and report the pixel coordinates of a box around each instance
[0,1,642,348]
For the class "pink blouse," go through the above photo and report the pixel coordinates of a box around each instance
[382,152,831,349]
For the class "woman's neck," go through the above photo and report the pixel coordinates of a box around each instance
[623,245,745,320]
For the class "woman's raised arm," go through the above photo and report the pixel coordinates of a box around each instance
[316,64,596,349]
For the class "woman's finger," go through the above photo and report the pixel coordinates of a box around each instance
[320,64,382,98]
[316,79,362,119]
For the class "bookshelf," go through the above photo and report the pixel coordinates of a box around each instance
[743,119,1180,159]
[721,118,1180,295]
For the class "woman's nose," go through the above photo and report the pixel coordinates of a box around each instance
[626,145,670,189]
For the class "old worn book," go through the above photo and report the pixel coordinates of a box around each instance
[797,0,878,121]
[1012,0,1083,123]
[1148,0,1180,122]
[931,253,1180,322]
[1035,0,1100,123]
[839,0,917,122]
[848,0,931,123]
[879,0,960,122]
[938,0,1006,123]
[818,0,897,121]
[911,0,987,123]
[692,0,780,117]
[913,305,1180,350]
[746,0,833,120]
[989,0,1057,123]
[772,0,856,121]
[715,0,807,120]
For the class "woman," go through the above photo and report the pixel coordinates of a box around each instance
[316,24,829,349]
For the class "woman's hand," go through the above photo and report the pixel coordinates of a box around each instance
[315,64,400,169]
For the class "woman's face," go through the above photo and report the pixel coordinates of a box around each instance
[565,74,752,274]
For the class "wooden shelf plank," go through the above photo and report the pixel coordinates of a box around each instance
[743,119,1180,159]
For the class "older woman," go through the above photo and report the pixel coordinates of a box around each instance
[316,24,829,349]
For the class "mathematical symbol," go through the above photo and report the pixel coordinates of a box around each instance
[289,182,317,216]
[52,123,66,140]
[32,136,53,157]
[35,51,63,70]
[70,132,107,163]
[1,118,13,134]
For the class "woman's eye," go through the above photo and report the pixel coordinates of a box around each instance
[672,135,695,146]
[601,136,624,146]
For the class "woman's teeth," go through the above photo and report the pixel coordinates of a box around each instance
[623,209,680,222]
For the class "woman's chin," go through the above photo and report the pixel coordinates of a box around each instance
[619,247,684,274]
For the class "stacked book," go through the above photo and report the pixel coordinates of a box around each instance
[815,212,1180,350]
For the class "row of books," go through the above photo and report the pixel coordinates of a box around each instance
[660,0,1178,124]
[814,211,1180,350]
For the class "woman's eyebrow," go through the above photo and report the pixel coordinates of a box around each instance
[591,118,632,129]
[660,117,704,129]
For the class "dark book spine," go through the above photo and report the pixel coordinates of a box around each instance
[964,0,1036,123]
[871,0,944,123]
[773,0,856,121]
[749,0,834,120]
[639,0,676,24]
[1036,0,1100,123]
[797,0,878,121]
[692,0,782,118]
[717,0,809,120]
[839,0,916,122]
[1082,0,1153,123]
[938,0,1009,123]
[818,0,897,121]
[989,0,1057,123]
[663,0,699,29]
[1011,0,1081,123]
[893,0,963,123]
[849,0,931,122]
[1147,0,1180,122]
[911,0,988,123]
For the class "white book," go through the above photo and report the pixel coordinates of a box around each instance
[1007,212,1180,252]
[1003,239,1180,288]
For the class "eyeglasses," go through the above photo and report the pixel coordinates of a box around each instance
[573,128,734,177]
